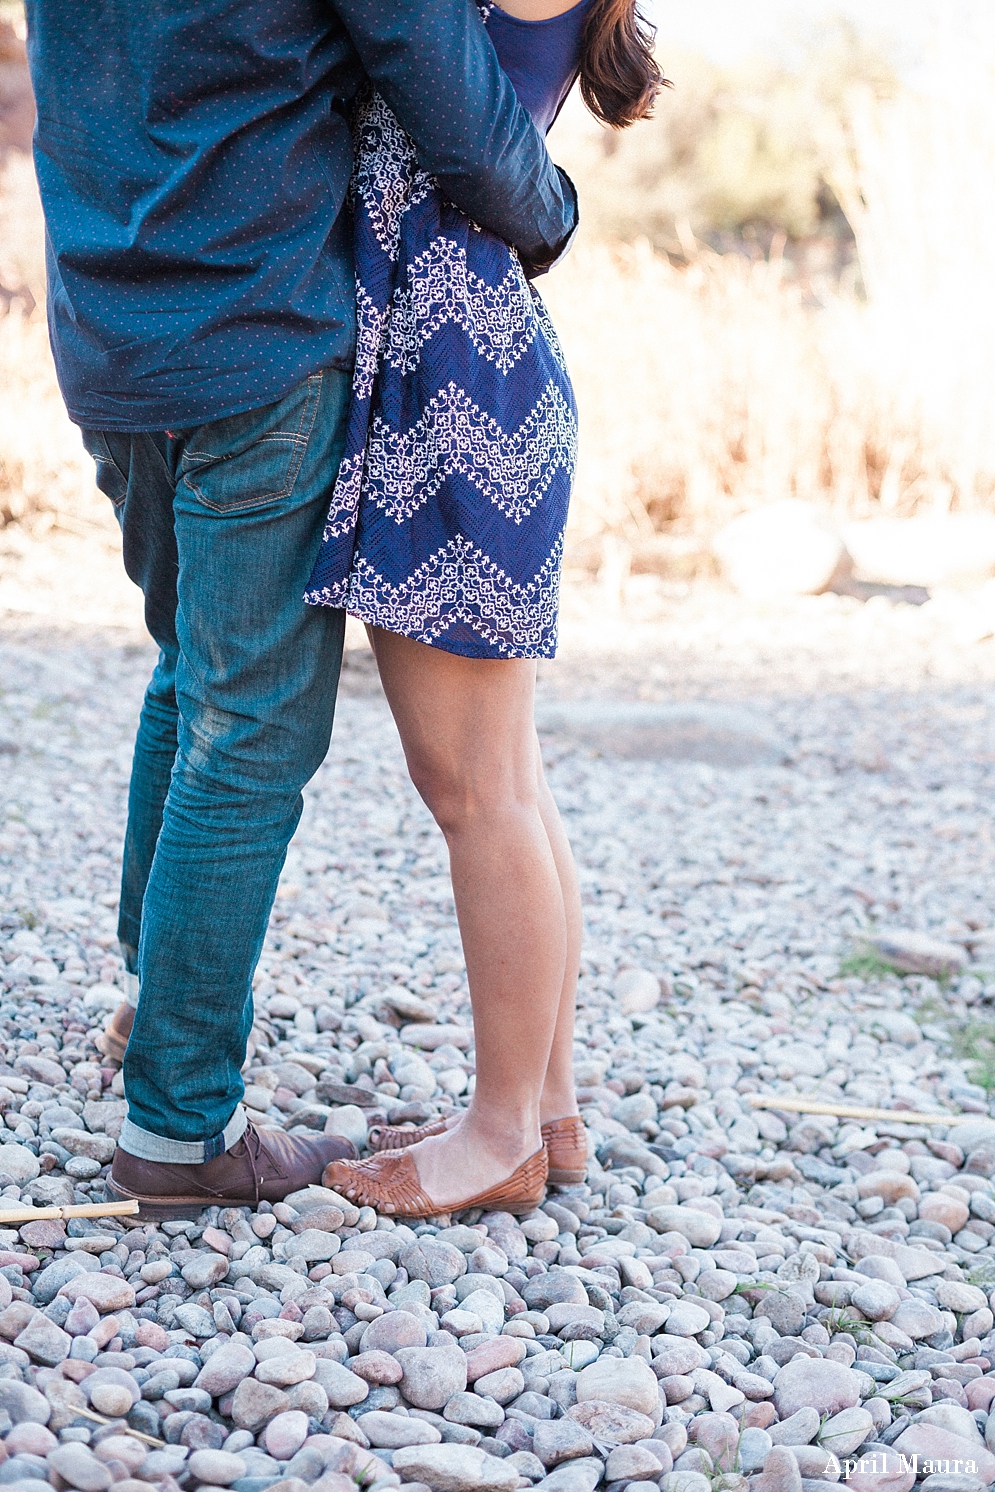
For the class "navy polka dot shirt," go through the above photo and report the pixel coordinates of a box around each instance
[24,0,578,432]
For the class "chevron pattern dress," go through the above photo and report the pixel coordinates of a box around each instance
[303,12,583,659]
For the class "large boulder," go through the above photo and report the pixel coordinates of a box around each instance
[713,500,850,598]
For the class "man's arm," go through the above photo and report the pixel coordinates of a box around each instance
[333,0,577,273]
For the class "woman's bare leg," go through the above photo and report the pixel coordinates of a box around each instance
[368,626,576,1206]
[536,758,581,1126]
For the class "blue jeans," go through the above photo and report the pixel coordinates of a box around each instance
[81,370,349,1162]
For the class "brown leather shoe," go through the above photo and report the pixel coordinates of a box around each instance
[323,1146,547,1220]
[95,1001,135,1065]
[106,1123,358,1221]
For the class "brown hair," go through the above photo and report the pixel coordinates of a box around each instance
[578,0,668,129]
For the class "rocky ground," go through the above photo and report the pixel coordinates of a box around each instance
[3,522,995,1492]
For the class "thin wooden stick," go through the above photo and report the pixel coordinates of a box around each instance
[72,1404,163,1447]
[749,1095,971,1125]
[0,1200,140,1225]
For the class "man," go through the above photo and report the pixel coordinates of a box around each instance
[25,0,576,1217]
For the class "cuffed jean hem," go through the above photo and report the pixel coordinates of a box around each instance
[122,973,140,1010]
[118,1104,247,1163]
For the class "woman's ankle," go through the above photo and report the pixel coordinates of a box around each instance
[455,1111,541,1164]
[539,1088,579,1126]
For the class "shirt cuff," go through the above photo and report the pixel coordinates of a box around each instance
[522,168,580,280]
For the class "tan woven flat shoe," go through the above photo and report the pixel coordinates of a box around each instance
[541,1115,587,1185]
[323,1146,548,1219]
[366,1117,449,1151]
[95,1001,135,1065]
[367,1113,588,1185]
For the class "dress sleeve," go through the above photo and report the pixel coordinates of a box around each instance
[331,0,578,273]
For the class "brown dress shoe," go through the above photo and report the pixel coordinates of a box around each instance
[106,1123,358,1221]
[95,1001,135,1065]
[322,1146,547,1220]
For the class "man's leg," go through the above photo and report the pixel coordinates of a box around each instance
[80,433,181,1054]
[90,369,357,1209]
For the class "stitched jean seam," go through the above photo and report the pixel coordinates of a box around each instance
[184,371,324,512]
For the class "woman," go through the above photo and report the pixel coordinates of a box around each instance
[311,0,664,1216]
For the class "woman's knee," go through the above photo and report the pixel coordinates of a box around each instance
[407,751,537,836]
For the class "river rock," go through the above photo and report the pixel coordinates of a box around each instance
[402,1239,469,1286]
[740,1429,774,1472]
[47,1442,113,1491]
[361,1310,429,1354]
[758,1444,803,1492]
[889,1300,945,1339]
[919,1195,972,1234]
[665,1300,713,1337]
[935,1281,989,1313]
[464,1338,528,1383]
[855,929,966,979]
[819,1407,875,1457]
[713,501,850,598]
[892,1425,995,1481]
[473,1367,524,1405]
[605,1443,665,1481]
[58,1274,136,1313]
[263,1408,310,1459]
[187,1448,247,1486]
[312,1359,370,1407]
[50,1127,116,1164]
[362,1409,443,1448]
[533,1419,596,1467]
[230,1377,291,1431]
[613,968,661,1016]
[392,1442,523,1492]
[769,1410,821,1447]
[0,1380,50,1425]
[13,1313,70,1365]
[774,1360,861,1420]
[181,1251,230,1289]
[566,1400,656,1444]
[195,1340,256,1396]
[522,1273,588,1311]
[395,1344,468,1410]
[850,1282,901,1322]
[444,1390,505,1428]
[575,1356,659,1416]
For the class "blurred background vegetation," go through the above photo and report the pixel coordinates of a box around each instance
[553,21,894,267]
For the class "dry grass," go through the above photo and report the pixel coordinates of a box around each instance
[0,156,99,531]
[3,4,995,569]
[545,229,995,567]
[548,2,995,567]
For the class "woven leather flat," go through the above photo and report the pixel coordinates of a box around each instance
[367,1113,587,1185]
[95,1000,135,1065]
[366,1117,449,1151]
[541,1115,587,1185]
[323,1145,548,1219]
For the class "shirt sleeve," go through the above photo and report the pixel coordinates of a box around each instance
[331,0,578,273]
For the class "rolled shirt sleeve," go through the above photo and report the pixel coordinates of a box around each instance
[332,0,578,272]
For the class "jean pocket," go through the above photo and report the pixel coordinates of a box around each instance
[81,430,128,508]
[178,372,324,514]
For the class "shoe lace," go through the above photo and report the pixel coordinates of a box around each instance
[238,1123,266,1206]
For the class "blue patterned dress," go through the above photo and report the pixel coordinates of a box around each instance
[303,2,588,659]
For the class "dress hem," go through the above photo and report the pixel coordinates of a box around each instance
[303,586,556,661]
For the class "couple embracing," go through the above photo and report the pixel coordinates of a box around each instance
[26,0,661,1219]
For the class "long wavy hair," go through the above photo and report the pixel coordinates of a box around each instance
[578,0,668,129]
